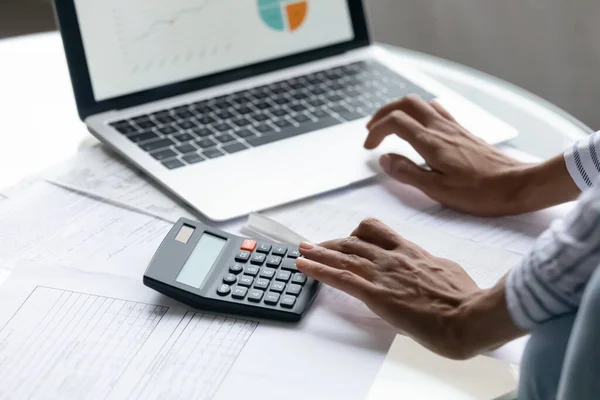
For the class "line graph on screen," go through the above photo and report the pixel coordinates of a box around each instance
[112,0,236,74]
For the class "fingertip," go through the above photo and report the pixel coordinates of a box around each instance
[295,257,311,271]
[380,154,392,174]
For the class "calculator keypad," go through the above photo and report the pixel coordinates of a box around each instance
[235,251,251,262]
[232,287,248,299]
[250,253,266,265]
[218,241,312,310]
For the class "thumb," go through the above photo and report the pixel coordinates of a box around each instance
[380,154,437,190]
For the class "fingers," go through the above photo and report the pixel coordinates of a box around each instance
[350,218,403,250]
[380,153,441,193]
[298,242,375,280]
[429,101,457,122]
[364,109,429,151]
[367,94,440,130]
[295,257,374,301]
[320,236,382,261]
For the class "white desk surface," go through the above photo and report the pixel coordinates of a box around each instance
[0,31,592,377]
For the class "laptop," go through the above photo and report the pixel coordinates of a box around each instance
[54,0,517,221]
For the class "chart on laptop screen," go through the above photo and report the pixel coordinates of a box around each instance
[74,0,355,101]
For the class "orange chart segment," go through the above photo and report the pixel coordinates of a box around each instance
[286,2,308,31]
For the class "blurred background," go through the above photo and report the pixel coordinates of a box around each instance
[1,0,598,128]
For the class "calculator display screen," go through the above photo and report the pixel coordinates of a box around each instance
[175,233,227,289]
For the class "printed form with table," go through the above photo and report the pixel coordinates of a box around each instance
[0,144,574,399]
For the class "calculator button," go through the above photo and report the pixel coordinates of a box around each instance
[281,259,298,272]
[235,251,251,262]
[229,263,244,274]
[266,256,282,268]
[270,281,286,293]
[250,253,266,266]
[248,289,264,303]
[232,286,248,299]
[241,239,257,252]
[254,278,270,290]
[286,284,302,296]
[256,243,272,254]
[272,246,287,257]
[288,249,301,258]
[280,295,296,308]
[260,268,276,279]
[223,274,237,285]
[292,273,307,285]
[275,270,291,282]
[264,293,280,306]
[239,276,254,287]
[217,284,231,296]
[244,266,259,276]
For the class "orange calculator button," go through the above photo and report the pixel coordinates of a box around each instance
[241,240,257,252]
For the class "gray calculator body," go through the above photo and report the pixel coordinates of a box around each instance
[144,218,320,322]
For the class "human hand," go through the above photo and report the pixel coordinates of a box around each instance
[296,218,483,359]
[364,95,579,216]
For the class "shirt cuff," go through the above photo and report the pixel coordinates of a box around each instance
[564,131,600,191]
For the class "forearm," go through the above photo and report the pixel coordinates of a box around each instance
[508,154,581,214]
[449,277,524,359]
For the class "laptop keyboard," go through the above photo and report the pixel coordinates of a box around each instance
[110,60,434,170]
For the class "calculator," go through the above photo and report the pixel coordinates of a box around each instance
[143,218,320,322]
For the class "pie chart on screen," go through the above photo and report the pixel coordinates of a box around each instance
[258,0,308,32]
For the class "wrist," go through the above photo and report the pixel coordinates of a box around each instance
[502,155,580,214]
[447,280,523,359]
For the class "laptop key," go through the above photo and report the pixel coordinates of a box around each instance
[176,120,196,130]
[162,158,185,170]
[136,119,156,130]
[203,149,225,159]
[195,115,216,125]
[247,117,341,148]
[235,129,257,139]
[213,123,233,132]
[175,110,194,119]
[292,114,311,124]
[128,132,158,143]
[182,153,205,165]
[173,133,194,143]
[222,142,248,154]
[274,119,292,129]
[254,123,275,134]
[269,108,287,117]
[157,125,177,135]
[234,105,253,115]
[139,138,175,152]
[113,123,137,135]
[216,134,236,144]
[155,115,176,124]
[195,138,217,149]
[175,144,197,154]
[191,127,213,137]
[250,113,269,122]
[231,117,252,128]
[289,103,307,113]
[151,149,177,161]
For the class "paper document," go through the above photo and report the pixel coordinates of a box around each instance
[0,181,172,279]
[267,202,523,289]
[45,145,197,223]
[0,263,395,400]
[366,335,518,400]
[311,176,575,257]
[0,264,258,400]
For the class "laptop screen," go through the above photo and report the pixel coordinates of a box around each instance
[74,0,355,102]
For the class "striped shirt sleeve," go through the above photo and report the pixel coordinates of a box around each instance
[505,177,600,330]
[564,131,600,190]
